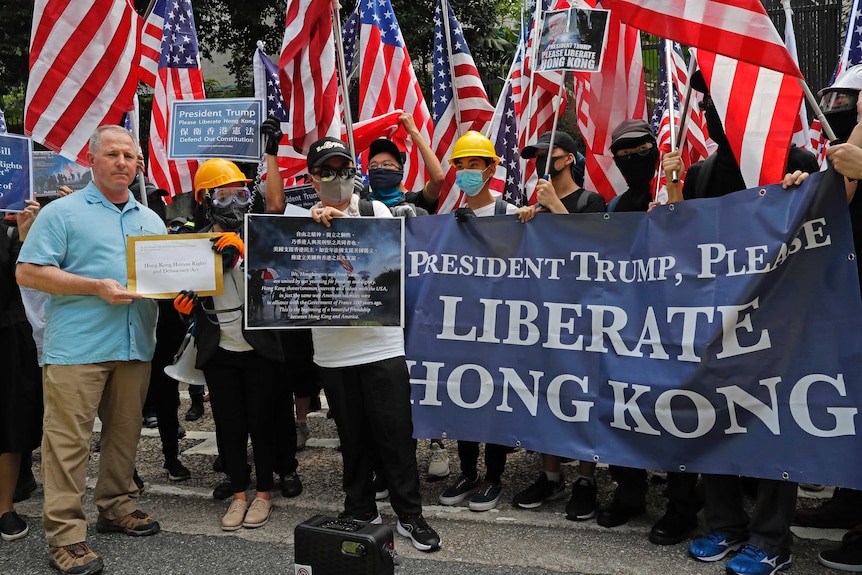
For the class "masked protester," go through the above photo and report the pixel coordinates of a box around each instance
[306,137,442,553]
[448,131,516,216]
[606,120,661,212]
[172,159,290,532]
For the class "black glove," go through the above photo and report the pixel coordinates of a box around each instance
[454,207,476,222]
[260,115,283,156]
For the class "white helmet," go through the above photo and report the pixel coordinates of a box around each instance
[819,65,862,113]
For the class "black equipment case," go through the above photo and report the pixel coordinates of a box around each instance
[294,515,396,575]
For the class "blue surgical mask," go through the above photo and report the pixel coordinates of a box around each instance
[455,169,488,196]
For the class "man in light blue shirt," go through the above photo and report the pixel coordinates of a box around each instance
[17,125,165,575]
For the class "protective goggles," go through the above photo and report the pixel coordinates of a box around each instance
[210,187,252,208]
[820,90,859,114]
[312,167,357,182]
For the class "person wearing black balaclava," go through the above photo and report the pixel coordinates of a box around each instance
[608,119,661,212]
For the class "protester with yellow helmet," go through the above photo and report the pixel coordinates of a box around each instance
[447,131,516,216]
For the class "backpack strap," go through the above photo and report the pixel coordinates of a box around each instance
[575,189,590,213]
[494,198,508,215]
[606,195,621,213]
[358,199,375,216]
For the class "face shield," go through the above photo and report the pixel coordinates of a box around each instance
[820,90,859,114]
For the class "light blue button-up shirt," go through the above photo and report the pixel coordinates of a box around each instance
[18,182,166,365]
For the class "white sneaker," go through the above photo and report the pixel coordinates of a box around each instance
[426,443,450,480]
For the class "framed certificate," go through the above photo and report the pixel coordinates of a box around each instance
[127,233,224,298]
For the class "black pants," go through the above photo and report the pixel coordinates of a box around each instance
[457,442,508,485]
[146,300,187,463]
[204,348,281,493]
[609,466,702,515]
[321,356,422,518]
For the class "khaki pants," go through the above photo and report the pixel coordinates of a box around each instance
[42,361,150,546]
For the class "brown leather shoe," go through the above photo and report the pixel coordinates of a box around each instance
[222,498,248,531]
[242,497,272,529]
[95,510,160,536]
[48,542,104,575]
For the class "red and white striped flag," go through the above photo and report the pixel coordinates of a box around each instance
[781,1,810,151]
[574,4,647,200]
[356,0,434,195]
[431,0,495,214]
[140,0,206,198]
[606,0,802,78]
[697,49,803,187]
[25,0,141,166]
[279,0,339,155]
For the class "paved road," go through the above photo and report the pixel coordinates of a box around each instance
[0,409,849,574]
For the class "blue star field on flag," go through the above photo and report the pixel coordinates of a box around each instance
[158,0,200,69]
[258,48,288,122]
[494,80,524,207]
[431,2,471,123]
[341,8,359,79]
[359,0,404,48]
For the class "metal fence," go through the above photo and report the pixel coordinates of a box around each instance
[641,0,843,113]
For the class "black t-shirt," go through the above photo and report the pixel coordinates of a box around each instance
[404,189,438,214]
[559,188,607,213]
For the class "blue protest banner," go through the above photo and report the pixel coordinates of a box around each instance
[405,170,862,489]
[0,133,33,212]
[168,98,263,161]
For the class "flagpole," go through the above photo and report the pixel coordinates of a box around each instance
[129,104,149,208]
[524,0,544,146]
[799,78,838,142]
[440,0,463,137]
[142,0,158,21]
[543,76,566,179]
[674,54,698,153]
[663,41,678,183]
[332,0,357,157]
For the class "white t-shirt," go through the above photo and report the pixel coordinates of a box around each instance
[470,199,518,217]
[311,195,405,368]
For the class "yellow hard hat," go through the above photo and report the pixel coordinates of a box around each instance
[193,158,251,202]
[448,131,500,166]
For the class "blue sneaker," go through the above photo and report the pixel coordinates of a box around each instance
[726,544,791,575]
[688,531,746,562]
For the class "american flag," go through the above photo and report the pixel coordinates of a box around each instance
[342,8,360,80]
[648,40,709,167]
[141,0,206,197]
[831,0,862,82]
[574,3,647,200]
[279,0,339,155]
[356,0,434,195]
[431,0,495,214]
[697,49,803,187]
[253,43,307,181]
[25,0,141,166]
[608,0,802,78]
[488,73,525,207]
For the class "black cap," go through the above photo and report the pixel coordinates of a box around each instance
[368,138,406,167]
[129,179,169,201]
[609,119,655,152]
[521,131,580,158]
[306,137,353,170]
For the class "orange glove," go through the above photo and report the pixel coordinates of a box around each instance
[211,232,244,254]
[173,290,199,315]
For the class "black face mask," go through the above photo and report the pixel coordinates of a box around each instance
[824,109,858,143]
[614,147,659,188]
[536,154,568,179]
[209,202,247,232]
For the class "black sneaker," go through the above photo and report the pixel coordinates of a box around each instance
[819,528,862,571]
[164,459,191,482]
[512,472,566,509]
[566,476,597,520]
[185,396,205,421]
[212,477,235,500]
[397,514,441,552]
[279,471,303,498]
[438,474,480,506]
[177,425,187,440]
[649,508,698,545]
[596,498,645,528]
[469,481,503,512]
[0,511,28,541]
[373,471,389,501]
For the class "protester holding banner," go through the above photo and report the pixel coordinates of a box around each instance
[436,131,519,512]
[16,126,164,575]
[0,199,42,543]
[510,130,605,517]
[606,120,661,212]
[173,158,291,531]
[303,136,441,552]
